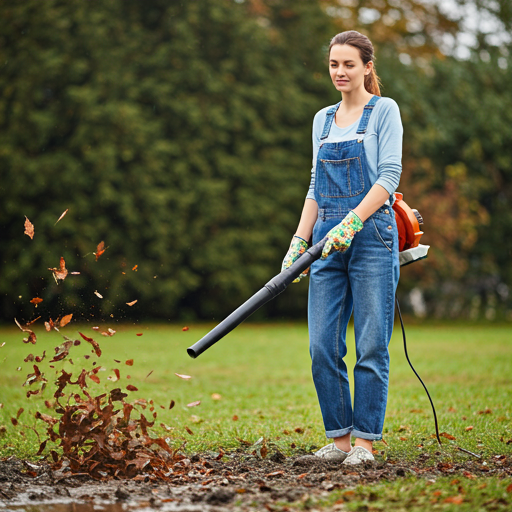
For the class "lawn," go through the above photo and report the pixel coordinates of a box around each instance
[1,321,511,510]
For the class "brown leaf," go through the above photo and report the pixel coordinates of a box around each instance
[94,241,106,261]
[11,418,18,426]
[132,265,138,271]
[294,427,304,434]
[50,339,73,363]
[59,314,73,327]
[24,216,35,239]
[465,426,474,431]
[478,408,492,415]
[169,400,175,410]
[126,300,138,306]
[185,426,194,435]
[266,470,284,478]
[443,495,464,504]
[126,385,138,391]
[48,257,68,281]
[55,208,69,225]
[507,483,512,493]
[125,359,134,366]
[136,333,143,336]
[232,415,239,421]
[89,374,100,384]
[182,326,189,331]
[440,432,456,441]
[187,401,201,407]
[16,407,24,419]
[30,297,43,306]
[14,318,37,344]
[175,373,191,380]
[78,332,101,357]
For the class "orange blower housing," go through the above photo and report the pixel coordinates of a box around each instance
[392,192,424,252]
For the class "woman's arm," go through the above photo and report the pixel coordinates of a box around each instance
[352,183,390,222]
[294,198,318,242]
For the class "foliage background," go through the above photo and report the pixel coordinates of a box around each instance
[1,0,511,323]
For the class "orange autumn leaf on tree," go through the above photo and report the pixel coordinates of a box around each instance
[24,216,34,239]
[48,257,68,282]
[94,241,106,261]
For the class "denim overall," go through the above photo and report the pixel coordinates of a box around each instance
[308,95,400,441]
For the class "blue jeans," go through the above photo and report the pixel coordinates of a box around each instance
[308,205,400,441]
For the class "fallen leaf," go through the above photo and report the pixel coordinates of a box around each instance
[169,400,175,410]
[89,374,100,384]
[132,265,138,271]
[465,426,474,431]
[136,333,143,336]
[126,300,138,306]
[175,373,191,380]
[126,385,138,391]
[294,427,304,434]
[440,432,456,441]
[187,401,201,407]
[232,415,239,421]
[266,470,284,478]
[478,408,492,415]
[211,393,222,400]
[126,359,134,366]
[443,495,464,504]
[506,483,512,493]
[55,209,69,225]
[185,426,194,435]
[59,314,73,327]
[182,326,189,331]
[30,297,43,306]
[94,291,103,299]
[94,241,106,261]
[463,471,476,479]
[48,257,68,281]
[24,216,35,239]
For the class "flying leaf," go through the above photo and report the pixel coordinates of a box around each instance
[24,216,34,239]
[126,385,138,392]
[125,359,134,366]
[94,241,106,261]
[14,318,37,344]
[465,426,474,431]
[132,265,138,271]
[55,209,69,225]
[211,393,222,400]
[59,314,73,327]
[136,333,143,336]
[187,401,201,407]
[78,332,102,357]
[30,297,43,306]
[94,291,103,299]
[48,257,68,282]
[126,300,138,306]
[175,373,191,380]
[182,326,189,331]
[185,426,194,435]
[169,400,175,410]
[89,374,100,384]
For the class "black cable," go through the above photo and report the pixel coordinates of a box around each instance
[395,296,442,446]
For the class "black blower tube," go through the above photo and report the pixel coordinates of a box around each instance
[187,236,328,358]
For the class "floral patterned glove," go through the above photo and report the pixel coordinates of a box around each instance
[281,235,309,283]
[321,211,363,260]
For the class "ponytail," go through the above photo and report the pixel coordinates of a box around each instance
[364,67,381,96]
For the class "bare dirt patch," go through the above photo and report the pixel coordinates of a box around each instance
[1,451,510,511]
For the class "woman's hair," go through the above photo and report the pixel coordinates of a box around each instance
[329,31,381,96]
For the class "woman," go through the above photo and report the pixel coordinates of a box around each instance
[282,31,402,465]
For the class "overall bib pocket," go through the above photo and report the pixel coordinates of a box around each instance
[318,157,365,198]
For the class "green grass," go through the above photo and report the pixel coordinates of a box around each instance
[0,321,511,463]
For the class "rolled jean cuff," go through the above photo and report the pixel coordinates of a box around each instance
[351,429,382,441]
[326,426,353,438]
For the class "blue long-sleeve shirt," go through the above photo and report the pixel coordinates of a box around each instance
[306,97,403,201]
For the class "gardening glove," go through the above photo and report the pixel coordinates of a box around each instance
[321,211,363,260]
[281,235,309,283]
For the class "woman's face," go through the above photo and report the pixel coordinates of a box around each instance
[329,44,372,94]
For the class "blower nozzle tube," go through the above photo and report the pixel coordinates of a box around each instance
[187,237,327,358]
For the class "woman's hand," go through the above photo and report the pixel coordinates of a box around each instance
[321,211,363,259]
[281,236,310,282]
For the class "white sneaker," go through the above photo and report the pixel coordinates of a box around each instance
[314,443,349,461]
[342,446,375,465]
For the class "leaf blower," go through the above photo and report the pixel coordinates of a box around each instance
[187,193,429,359]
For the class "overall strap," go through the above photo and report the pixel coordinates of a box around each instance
[320,102,341,140]
[356,95,381,137]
